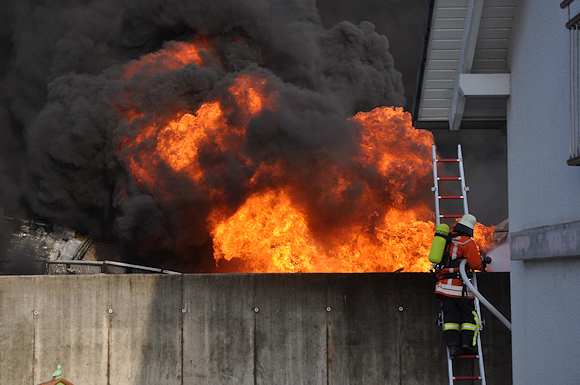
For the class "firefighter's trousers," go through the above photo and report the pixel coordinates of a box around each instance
[440,295,479,347]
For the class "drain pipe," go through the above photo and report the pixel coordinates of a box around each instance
[459,259,512,332]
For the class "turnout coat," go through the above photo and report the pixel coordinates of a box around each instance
[435,234,483,299]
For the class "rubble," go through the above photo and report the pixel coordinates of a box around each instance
[1,216,87,274]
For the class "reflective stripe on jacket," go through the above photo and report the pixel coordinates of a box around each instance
[435,234,482,299]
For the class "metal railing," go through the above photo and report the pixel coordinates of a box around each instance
[0,259,181,275]
[563,1,580,165]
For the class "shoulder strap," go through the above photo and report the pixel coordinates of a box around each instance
[436,232,456,269]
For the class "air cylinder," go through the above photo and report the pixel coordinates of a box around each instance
[428,223,449,264]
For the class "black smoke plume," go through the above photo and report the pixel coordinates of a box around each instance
[1,0,415,271]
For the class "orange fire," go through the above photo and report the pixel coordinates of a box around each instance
[121,74,276,192]
[473,222,496,253]
[122,38,215,81]
[210,189,437,273]
[118,38,497,273]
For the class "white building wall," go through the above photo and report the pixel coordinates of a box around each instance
[508,1,580,384]
[509,1,579,232]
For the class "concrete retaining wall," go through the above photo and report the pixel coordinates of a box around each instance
[0,273,511,384]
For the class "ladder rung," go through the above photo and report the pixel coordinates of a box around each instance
[437,158,459,162]
[439,195,463,199]
[438,177,461,181]
[440,214,463,218]
[453,376,481,380]
[455,355,478,359]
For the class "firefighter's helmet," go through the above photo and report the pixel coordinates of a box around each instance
[454,214,476,236]
[458,214,477,230]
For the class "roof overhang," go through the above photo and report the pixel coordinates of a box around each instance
[412,0,516,130]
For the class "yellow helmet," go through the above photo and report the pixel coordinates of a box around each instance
[454,214,476,236]
[458,214,477,230]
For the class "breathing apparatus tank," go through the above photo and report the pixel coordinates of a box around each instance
[428,223,450,264]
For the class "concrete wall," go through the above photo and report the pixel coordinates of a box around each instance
[0,273,511,384]
[507,1,580,384]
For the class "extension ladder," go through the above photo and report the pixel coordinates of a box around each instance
[431,144,469,226]
[432,144,487,384]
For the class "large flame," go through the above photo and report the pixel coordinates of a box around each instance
[122,74,276,192]
[210,189,436,273]
[118,38,497,273]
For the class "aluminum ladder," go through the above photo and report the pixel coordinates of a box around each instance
[431,144,469,226]
[432,144,487,384]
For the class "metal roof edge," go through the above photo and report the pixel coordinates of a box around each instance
[411,0,435,127]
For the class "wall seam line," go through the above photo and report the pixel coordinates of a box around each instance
[180,275,184,385]
[106,276,111,385]
[326,279,330,385]
[253,275,257,385]
[32,296,36,385]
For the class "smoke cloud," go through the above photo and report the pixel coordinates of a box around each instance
[1,0,428,270]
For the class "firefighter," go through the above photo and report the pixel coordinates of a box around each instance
[435,214,488,358]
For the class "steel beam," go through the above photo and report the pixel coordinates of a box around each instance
[449,0,485,130]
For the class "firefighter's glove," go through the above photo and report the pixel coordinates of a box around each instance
[479,252,492,271]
